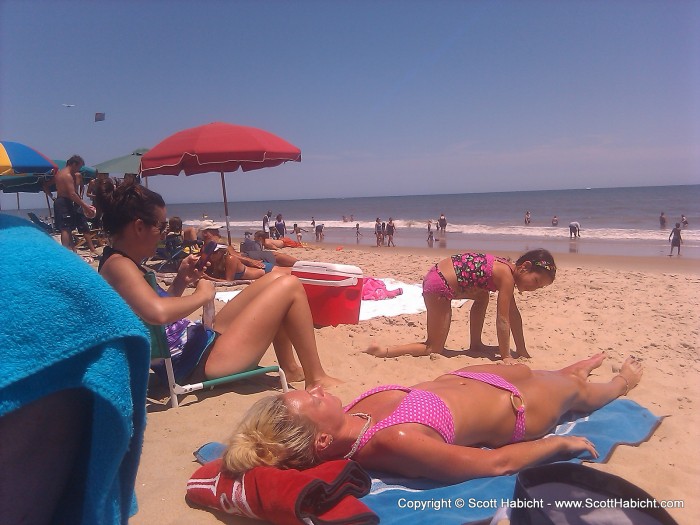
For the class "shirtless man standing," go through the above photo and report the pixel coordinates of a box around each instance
[54,155,96,252]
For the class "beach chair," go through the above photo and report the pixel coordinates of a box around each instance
[27,212,56,234]
[144,271,288,408]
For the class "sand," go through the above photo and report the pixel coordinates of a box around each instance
[130,243,700,524]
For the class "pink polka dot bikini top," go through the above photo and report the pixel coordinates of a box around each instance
[343,385,456,457]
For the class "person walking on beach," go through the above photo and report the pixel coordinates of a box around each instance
[427,220,434,244]
[669,222,683,256]
[355,223,362,242]
[386,218,396,247]
[315,223,324,241]
[374,218,382,247]
[53,155,97,253]
[438,213,447,234]
[659,212,667,229]
[524,210,531,225]
[292,223,307,242]
[262,211,272,236]
[274,214,287,238]
[681,214,689,228]
[364,249,557,362]
[569,221,581,239]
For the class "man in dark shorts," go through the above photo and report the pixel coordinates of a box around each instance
[53,155,97,252]
[438,213,447,234]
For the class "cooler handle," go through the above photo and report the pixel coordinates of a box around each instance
[296,276,358,287]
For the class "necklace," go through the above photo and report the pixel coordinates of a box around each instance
[343,412,372,459]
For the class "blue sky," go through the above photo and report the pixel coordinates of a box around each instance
[1,0,698,208]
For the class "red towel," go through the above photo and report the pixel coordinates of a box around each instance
[186,458,378,525]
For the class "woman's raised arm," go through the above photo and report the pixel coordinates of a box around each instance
[102,255,213,326]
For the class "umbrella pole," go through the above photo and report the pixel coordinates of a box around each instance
[220,171,232,246]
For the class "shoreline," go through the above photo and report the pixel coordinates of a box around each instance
[305,240,700,275]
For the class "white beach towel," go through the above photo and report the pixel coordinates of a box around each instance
[359,278,468,321]
[214,278,469,321]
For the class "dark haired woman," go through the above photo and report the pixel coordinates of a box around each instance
[94,179,339,387]
[365,250,556,362]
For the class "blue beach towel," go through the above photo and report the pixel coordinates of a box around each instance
[0,215,151,525]
[195,399,661,525]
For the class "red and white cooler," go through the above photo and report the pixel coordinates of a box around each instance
[292,261,364,327]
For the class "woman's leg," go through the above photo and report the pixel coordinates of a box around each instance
[271,325,304,382]
[206,274,340,388]
[523,355,643,437]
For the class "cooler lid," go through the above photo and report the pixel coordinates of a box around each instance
[292,261,363,277]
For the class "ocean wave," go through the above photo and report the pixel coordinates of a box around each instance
[181,216,697,244]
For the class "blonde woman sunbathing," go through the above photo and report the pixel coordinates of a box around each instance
[224,354,641,483]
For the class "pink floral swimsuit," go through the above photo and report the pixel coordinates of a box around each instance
[451,253,510,292]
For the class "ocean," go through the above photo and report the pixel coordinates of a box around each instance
[12,185,700,259]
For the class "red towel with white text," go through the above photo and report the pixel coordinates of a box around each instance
[186,458,378,525]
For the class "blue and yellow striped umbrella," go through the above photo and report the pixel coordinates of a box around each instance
[0,140,57,176]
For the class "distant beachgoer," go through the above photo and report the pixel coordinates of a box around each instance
[53,154,98,254]
[350,214,354,222]
[551,215,559,226]
[262,211,272,235]
[374,218,382,247]
[681,215,688,228]
[386,218,396,247]
[315,223,324,241]
[292,223,307,242]
[669,223,683,256]
[659,212,667,229]
[274,214,287,239]
[381,222,386,246]
[569,221,581,239]
[311,216,315,228]
[438,213,447,234]
[365,249,557,362]
[524,210,531,225]
[355,223,362,240]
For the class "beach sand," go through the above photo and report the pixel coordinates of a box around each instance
[130,243,699,524]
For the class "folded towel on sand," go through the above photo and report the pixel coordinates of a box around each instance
[359,278,468,321]
[187,458,378,525]
[0,215,151,524]
[194,399,661,525]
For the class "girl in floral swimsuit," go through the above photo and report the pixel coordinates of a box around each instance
[365,250,557,361]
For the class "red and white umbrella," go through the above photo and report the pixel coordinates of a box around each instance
[140,122,301,244]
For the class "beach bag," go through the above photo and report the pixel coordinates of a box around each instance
[510,463,678,525]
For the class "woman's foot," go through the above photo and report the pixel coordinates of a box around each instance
[562,352,606,380]
[306,374,344,390]
[616,357,643,395]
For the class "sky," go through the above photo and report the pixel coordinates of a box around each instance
[1,0,698,208]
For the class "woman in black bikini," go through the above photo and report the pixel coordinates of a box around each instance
[94,178,340,388]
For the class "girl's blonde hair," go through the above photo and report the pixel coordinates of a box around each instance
[222,395,320,476]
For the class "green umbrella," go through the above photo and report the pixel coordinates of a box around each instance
[94,148,149,174]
